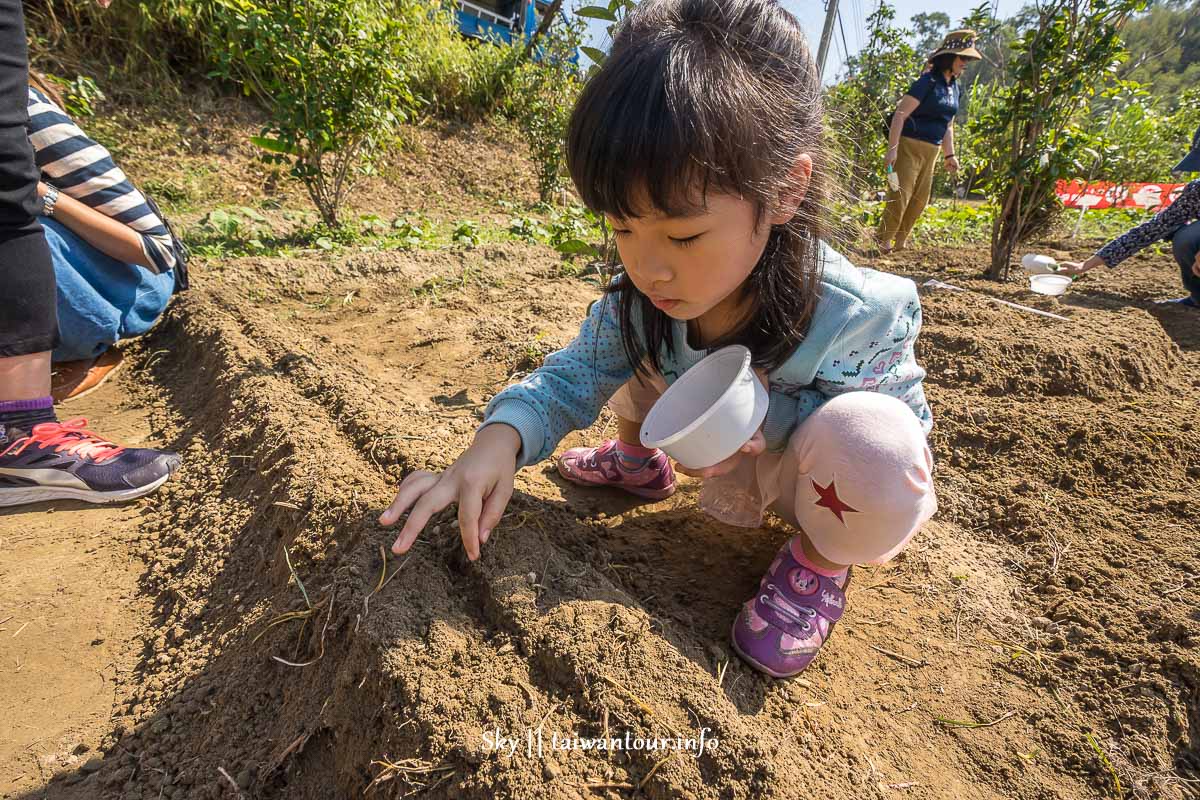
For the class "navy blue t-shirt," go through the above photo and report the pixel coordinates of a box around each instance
[902,72,959,146]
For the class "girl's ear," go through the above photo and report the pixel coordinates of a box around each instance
[769,154,813,225]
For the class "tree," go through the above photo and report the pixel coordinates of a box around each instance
[977,0,1148,279]
[910,12,949,56]
[1116,0,1200,107]
[211,0,418,228]
[825,2,921,197]
[522,0,566,61]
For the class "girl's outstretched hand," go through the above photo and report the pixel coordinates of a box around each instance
[380,423,521,561]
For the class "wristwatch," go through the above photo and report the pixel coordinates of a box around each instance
[41,184,60,217]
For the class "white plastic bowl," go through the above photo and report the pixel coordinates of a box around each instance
[1029,273,1072,296]
[1022,253,1059,274]
[639,345,769,470]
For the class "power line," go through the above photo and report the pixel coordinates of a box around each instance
[837,8,851,74]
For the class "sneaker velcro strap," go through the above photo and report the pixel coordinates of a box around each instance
[752,591,817,641]
[771,554,846,625]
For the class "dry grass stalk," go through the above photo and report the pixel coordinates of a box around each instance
[1085,732,1123,798]
[934,709,1017,729]
[868,644,927,668]
[365,757,455,795]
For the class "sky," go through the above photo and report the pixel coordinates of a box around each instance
[577,0,1026,81]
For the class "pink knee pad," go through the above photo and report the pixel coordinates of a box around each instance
[790,392,936,566]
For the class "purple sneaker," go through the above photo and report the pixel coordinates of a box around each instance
[557,439,676,501]
[0,418,180,507]
[730,536,849,678]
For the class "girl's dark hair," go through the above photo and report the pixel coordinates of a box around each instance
[565,0,830,378]
[931,53,959,77]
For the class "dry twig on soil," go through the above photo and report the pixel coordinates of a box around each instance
[934,710,1017,729]
[869,644,927,667]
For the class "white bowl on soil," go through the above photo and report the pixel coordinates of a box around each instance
[640,345,769,470]
[1029,273,1072,296]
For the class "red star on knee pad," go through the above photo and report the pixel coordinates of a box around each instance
[812,478,859,524]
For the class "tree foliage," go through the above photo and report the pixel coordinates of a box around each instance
[977,0,1148,279]
[1116,0,1200,107]
[824,3,921,197]
[210,0,417,228]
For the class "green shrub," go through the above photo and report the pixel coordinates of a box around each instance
[391,0,526,120]
[207,0,418,228]
[502,18,585,203]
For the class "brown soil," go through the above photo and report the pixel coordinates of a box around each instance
[3,95,1198,800]
[89,93,539,229]
[3,231,1195,800]
[0,385,158,794]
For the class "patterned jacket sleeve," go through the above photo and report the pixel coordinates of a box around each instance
[1096,179,1200,268]
[479,294,635,469]
[760,273,932,453]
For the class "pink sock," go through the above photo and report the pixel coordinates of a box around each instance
[789,536,848,578]
[615,440,658,458]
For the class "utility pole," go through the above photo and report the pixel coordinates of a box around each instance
[815,0,840,80]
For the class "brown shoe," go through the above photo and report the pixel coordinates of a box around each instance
[51,348,124,404]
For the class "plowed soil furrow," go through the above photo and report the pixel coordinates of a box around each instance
[22,240,1198,800]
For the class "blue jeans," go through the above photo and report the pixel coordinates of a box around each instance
[45,218,176,362]
[1170,220,1200,303]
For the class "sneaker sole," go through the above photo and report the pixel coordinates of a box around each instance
[555,461,676,501]
[0,473,171,507]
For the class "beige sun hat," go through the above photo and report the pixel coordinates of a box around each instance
[929,29,983,61]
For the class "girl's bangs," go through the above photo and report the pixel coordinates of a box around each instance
[567,51,741,221]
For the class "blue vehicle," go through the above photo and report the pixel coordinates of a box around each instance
[455,0,560,46]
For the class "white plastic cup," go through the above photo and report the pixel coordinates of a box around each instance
[1029,273,1072,296]
[1021,253,1059,274]
[639,345,769,470]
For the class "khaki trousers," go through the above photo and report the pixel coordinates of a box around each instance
[878,136,940,247]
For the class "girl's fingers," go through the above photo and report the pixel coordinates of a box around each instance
[457,490,484,561]
[478,478,513,545]
[379,471,437,526]
[392,482,456,555]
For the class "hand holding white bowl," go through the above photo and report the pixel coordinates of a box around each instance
[673,428,766,479]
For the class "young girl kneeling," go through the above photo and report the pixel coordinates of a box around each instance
[382,0,937,679]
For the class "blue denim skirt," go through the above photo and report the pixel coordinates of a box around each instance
[45,217,176,362]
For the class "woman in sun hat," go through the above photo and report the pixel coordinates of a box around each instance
[1058,124,1200,309]
[877,29,982,254]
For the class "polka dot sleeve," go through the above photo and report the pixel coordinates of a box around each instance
[479,294,635,469]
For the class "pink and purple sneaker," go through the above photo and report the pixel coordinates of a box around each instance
[556,439,676,501]
[731,536,849,678]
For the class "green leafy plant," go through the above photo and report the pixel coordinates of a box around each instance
[504,15,587,203]
[45,74,108,117]
[574,0,639,71]
[389,216,429,249]
[209,0,418,228]
[976,0,1147,279]
[824,2,922,198]
[186,207,272,257]
[509,215,549,241]
[451,219,480,247]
